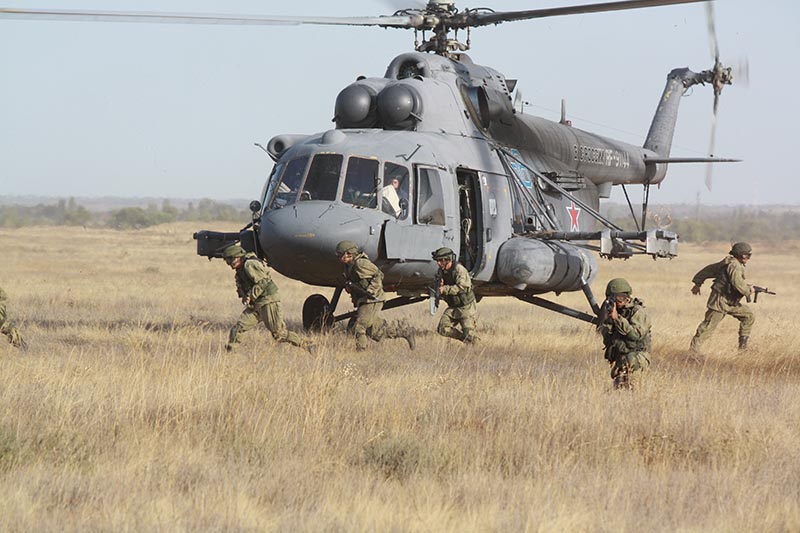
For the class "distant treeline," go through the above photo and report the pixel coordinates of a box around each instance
[0,198,250,230]
[607,206,800,243]
[2,199,799,242]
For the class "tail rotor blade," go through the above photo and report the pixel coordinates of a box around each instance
[734,57,750,88]
[705,2,719,65]
[705,92,719,191]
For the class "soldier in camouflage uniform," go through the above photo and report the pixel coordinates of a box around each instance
[690,242,755,351]
[432,247,478,344]
[599,278,651,390]
[336,240,415,352]
[222,244,314,353]
[0,286,27,350]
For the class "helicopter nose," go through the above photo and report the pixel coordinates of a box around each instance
[259,203,379,285]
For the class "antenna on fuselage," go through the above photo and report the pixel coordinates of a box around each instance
[559,98,571,126]
[513,91,529,115]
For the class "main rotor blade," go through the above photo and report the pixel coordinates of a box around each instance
[466,0,707,28]
[0,8,417,28]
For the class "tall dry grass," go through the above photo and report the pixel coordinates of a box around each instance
[1,223,798,531]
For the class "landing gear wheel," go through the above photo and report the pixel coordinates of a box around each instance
[303,294,334,332]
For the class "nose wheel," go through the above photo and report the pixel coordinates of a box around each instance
[302,294,335,332]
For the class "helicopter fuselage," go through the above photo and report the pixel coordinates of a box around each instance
[252,51,675,298]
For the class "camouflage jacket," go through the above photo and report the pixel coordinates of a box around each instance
[440,263,476,308]
[343,252,384,305]
[0,287,7,322]
[692,255,751,312]
[234,253,279,307]
[601,298,651,360]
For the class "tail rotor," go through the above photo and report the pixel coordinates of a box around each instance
[703,1,735,191]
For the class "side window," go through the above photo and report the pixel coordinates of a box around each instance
[416,167,445,225]
[302,154,342,202]
[342,157,380,208]
[270,156,308,208]
[382,162,410,220]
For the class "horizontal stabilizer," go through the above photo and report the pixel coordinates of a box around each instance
[644,156,741,164]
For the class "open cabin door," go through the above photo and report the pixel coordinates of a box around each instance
[384,165,456,260]
[456,168,483,273]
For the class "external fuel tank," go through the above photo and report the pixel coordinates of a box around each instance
[496,238,597,293]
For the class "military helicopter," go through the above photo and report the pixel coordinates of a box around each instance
[1,0,740,329]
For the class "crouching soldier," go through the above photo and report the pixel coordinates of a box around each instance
[0,287,27,350]
[600,278,651,389]
[222,244,314,353]
[690,242,755,351]
[432,247,478,344]
[336,240,415,352]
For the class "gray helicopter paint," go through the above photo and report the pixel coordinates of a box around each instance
[259,128,514,290]
[496,238,598,293]
[254,48,699,295]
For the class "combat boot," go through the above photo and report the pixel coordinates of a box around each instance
[738,335,749,351]
[9,329,27,351]
[401,327,416,351]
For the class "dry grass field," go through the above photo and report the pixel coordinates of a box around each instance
[1,223,798,531]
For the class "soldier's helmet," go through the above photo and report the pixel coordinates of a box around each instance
[432,247,455,261]
[730,242,753,258]
[606,278,633,298]
[221,244,246,260]
[336,240,358,256]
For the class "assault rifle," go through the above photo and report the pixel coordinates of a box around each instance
[596,297,615,326]
[343,280,378,302]
[429,268,443,316]
[747,285,776,303]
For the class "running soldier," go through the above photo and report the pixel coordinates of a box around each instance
[336,240,415,352]
[221,244,314,353]
[431,247,478,344]
[690,242,755,351]
[0,286,27,350]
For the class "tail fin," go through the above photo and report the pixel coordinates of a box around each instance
[644,68,714,157]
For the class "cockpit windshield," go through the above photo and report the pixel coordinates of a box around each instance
[301,154,342,201]
[342,157,379,208]
[267,156,309,209]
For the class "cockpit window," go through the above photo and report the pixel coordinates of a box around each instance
[268,156,308,209]
[416,166,446,225]
[342,157,379,209]
[302,154,342,202]
[261,161,284,212]
[382,162,410,220]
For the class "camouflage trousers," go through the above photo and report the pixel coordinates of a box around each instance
[353,301,401,351]
[690,305,754,350]
[437,302,478,343]
[0,305,25,349]
[228,302,307,349]
[609,351,650,389]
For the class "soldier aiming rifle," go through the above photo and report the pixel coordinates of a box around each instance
[598,278,651,390]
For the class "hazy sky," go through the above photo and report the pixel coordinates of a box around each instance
[1,0,798,205]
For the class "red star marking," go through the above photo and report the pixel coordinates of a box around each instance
[566,201,581,231]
